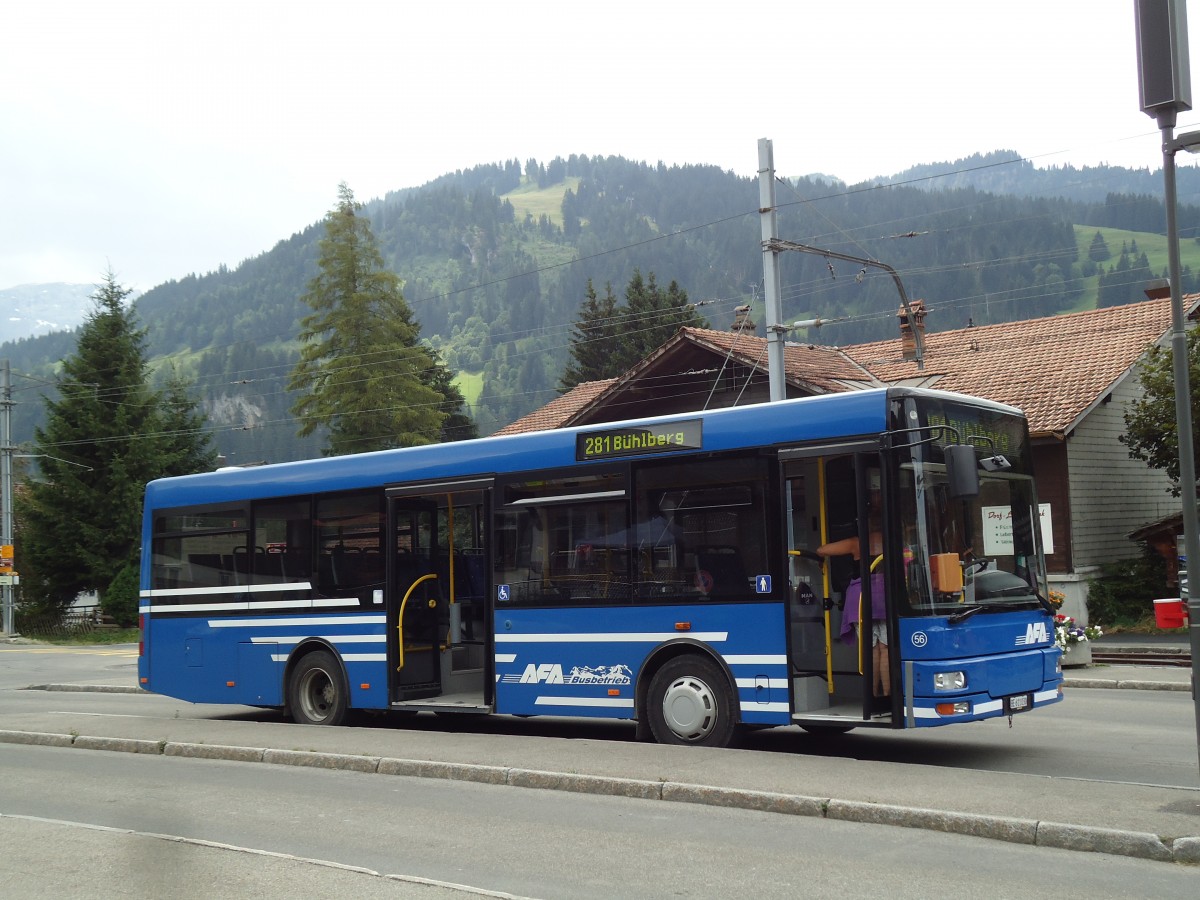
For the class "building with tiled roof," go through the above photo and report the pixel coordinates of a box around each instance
[496,297,1197,624]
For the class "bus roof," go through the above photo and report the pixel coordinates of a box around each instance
[144,387,1021,510]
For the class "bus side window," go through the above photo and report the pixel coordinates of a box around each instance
[634,455,769,601]
[314,492,384,604]
[492,470,631,606]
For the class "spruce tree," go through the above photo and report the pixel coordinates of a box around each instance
[614,270,708,372]
[289,183,472,455]
[17,270,214,615]
[559,279,622,391]
[156,365,220,476]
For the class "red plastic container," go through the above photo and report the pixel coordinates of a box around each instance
[1153,598,1188,629]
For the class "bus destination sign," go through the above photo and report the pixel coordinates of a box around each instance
[576,419,703,461]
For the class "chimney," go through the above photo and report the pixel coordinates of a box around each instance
[732,304,756,333]
[898,299,927,362]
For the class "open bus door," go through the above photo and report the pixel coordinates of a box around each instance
[783,449,894,730]
[387,482,492,711]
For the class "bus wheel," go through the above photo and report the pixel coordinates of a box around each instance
[647,655,737,747]
[289,651,348,726]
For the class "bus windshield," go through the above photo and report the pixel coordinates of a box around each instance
[894,397,1049,615]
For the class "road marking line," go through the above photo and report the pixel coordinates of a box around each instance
[0,811,541,899]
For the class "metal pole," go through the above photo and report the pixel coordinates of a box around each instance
[758,139,786,402]
[764,239,925,370]
[1,359,14,636]
[1160,124,1200,773]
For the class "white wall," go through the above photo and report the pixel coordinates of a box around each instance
[1066,377,1176,570]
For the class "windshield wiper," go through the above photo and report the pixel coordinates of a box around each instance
[947,606,983,624]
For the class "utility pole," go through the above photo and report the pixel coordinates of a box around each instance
[1,359,15,636]
[758,139,786,402]
[757,139,925,399]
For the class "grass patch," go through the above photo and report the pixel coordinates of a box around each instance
[43,628,140,645]
[454,370,484,408]
[1100,615,1189,636]
[1073,224,1200,310]
[503,177,581,227]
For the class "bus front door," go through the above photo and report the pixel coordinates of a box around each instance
[783,451,892,727]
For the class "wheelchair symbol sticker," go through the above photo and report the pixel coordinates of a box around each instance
[497,584,510,603]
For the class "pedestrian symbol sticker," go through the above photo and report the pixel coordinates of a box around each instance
[755,575,771,593]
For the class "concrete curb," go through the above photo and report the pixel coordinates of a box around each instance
[2,728,1196,866]
[1062,677,1191,692]
[24,683,147,694]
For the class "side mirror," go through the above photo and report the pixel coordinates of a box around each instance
[945,444,980,498]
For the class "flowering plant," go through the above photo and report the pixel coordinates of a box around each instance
[1054,613,1102,652]
[1047,590,1065,609]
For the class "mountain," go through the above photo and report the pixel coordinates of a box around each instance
[0,283,98,342]
[874,150,1200,207]
[5,152,1200,464]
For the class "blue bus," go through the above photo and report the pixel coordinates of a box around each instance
[138,387,1062,746]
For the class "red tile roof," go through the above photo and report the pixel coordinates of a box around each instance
[493,379,616,436]
[847,297,1178,436]
[493,298,1191,438]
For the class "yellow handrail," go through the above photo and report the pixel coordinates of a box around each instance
[396,573,438,671]
[817,459,834,692]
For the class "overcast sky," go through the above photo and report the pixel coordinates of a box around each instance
[4,0,1200,296]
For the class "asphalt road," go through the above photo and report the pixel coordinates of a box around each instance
[3,740,1197,899]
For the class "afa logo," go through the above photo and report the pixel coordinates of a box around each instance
[1015,621,1049,646]
[519,663,564,684]
[516,663,633,685]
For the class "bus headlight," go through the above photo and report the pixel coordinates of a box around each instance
[933,671,966,691]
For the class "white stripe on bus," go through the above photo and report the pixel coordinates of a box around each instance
[250,634,385,645]
[145,597,361,614]
[533,696,635,708]
[141,582,314,598]
[209,615,386,628]
[495,632,727,643]
[723,655,787,666]
[269,652,386,663]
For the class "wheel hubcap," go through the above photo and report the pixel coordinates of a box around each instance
[661,675,716,741]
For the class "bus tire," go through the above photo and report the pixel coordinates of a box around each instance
[289,650,348,726]
[646,655,737,747]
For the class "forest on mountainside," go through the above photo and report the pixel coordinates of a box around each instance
[5,151,1200,463]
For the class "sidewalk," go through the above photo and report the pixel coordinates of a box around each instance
[1064,632,1193,690]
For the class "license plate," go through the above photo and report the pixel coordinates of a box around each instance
[1006,693,1031,713]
